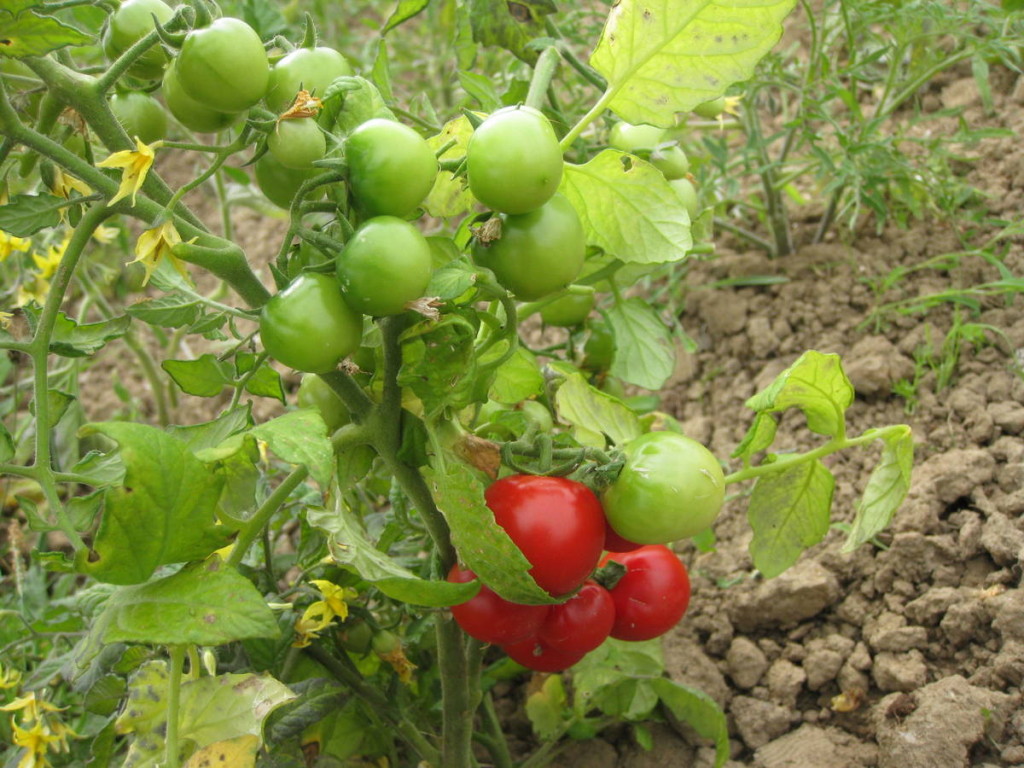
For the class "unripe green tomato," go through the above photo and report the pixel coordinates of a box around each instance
[265,46,353,113]
[670,177,700,221]
[260,272,363,374]
[297,374,350,432]
[602,431,725,544]
[582,320,615,371]
[336,216,432,317]
[540,291,595,327]
[255,152,322,210]
[267,118,326,170]
[162,57,240,134]
[176,17,270,113]
[472,194,585,301]
[608,121,665,152]
[345,118,438,218]
[102,0,174,80]
[693,96,726,119]
[467,105,563,215]
[336,620,373,655]
[650,143,689,180]
[371,629,401,657]
[109,91,167,144]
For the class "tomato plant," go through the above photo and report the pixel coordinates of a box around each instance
[162,57,240,133]
[447,564,549,645]
[603,431,725,544]
[344,118,438,218]
[176,17,270,113]
[472,193,585,301]
[267,117,327,170]
[335,216,432,317]
[109,91,167,144]
[102,0,174,80]
[484,475,605,597]
[265,45,353,113]
[601,545,691,642]
[260,273,363,374]
[467,106,563,214]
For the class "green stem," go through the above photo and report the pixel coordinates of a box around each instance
[164,644,186,768]
[525,47,561,112]
[436,614,473,768]
[480,692,514,768]
[226,465,309,568]
[724,424,907,486]
[559,89,614,152]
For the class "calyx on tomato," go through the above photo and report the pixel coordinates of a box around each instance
[265,46,353,113]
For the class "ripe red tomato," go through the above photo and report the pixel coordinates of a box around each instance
[484,475,605,597]
[602,518,642,553]
[502,636,586,673]
[447,564,549,645]
[601,545,691,642]
[537,581,614,655]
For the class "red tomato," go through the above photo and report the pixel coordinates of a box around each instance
[601,545,691,642]
[485,475,605,597]
[537,581,614,655]
[603,518,643,553]
[447,564,549,645]
[502,636,587,673]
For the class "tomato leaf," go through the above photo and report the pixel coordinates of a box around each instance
[397,314,478,415]
[0,193,66,236]
[650,678,729,768]
[589,0,797,126]
[162,355,233,397]
[732,412,778,462]
[126,292,203,328]
[93,559,279,646]
[252,409,333,489]
[306,499,478,607]
[486,345,544,405]
[33,311,131,358]
[182,736,259,768]
[425,116,476,219]
[561,151,692,265]
[747,458,834,578]
[606,298,675,390]
[76,422,232,584]
[0,5,91,58]
[744,350,854,439]
[468,0,556,64]
[169,405,253,454]
[383,0,430,34]
[525,675,568,742]
[842,425,913,552]
[552,365,642,447]
[425,461,555,605]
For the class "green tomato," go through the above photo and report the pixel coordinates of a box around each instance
[260,273,363,374]
[540,291,595,327]
[345,118,438,218]
[265,46,353,113]
[602,431,725,544]
[297,373,350,432]
[670,177,700,221]
[176,17,269,113]
[467,106,563,215]
[608,121,665,152]
[267,117,326,170]
[162,57,240,134]
[472,193,584,301]
[102,0,174,80]
[255,151,321,210]
[336,216,432,316]
[582,320,615,371]
[109,91,167,144]
[650,143,689,180]
[693,96,726,119]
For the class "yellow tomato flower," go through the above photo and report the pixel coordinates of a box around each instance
[50,168,92,200]
[32,234,69,281]
[12,718,58,768]
[309,580,356,620]
[0,662,22,689]
[292,581,357,648]
[92,225,119,244]
[0,692,63,720]
[129,220,190,286]
[96,137,163,207]
[0,231,31,262]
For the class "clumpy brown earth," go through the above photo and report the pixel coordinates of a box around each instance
[548,71,1024,767]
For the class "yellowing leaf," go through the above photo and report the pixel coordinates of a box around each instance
[183,735,259,768]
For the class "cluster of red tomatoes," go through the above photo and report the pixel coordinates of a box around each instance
[447,473,696,673]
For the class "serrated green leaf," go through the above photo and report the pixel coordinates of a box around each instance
[168,406,252,454]
[590,0,797,126]
[560,151,692,264]
[427,258,477,299]
[748,459,834,578]
[126,293,202,328]
[252,409,333,488]
[732,412,778,461]
[425,116,475,219]
[383,0,430,33]
[43,388,74,429]
[526,674,568,741]
[397,314,478,415]
[306,499,478,607]
[606,298,675,390]
[243,363,285,403]
[0,193,65,235]
[458,70,502,111]
[843,425,913,552]
[649,678,729,767]
[744,350,853,438]
[425,461,555,605]
[162,355,233,397]
[75,422,231,584]
[553,367,641,447]
[49,313,130,357]
[487,345,544,405]
[468,0,556,63]
[0,7,91,58]
[69,449,125,487]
